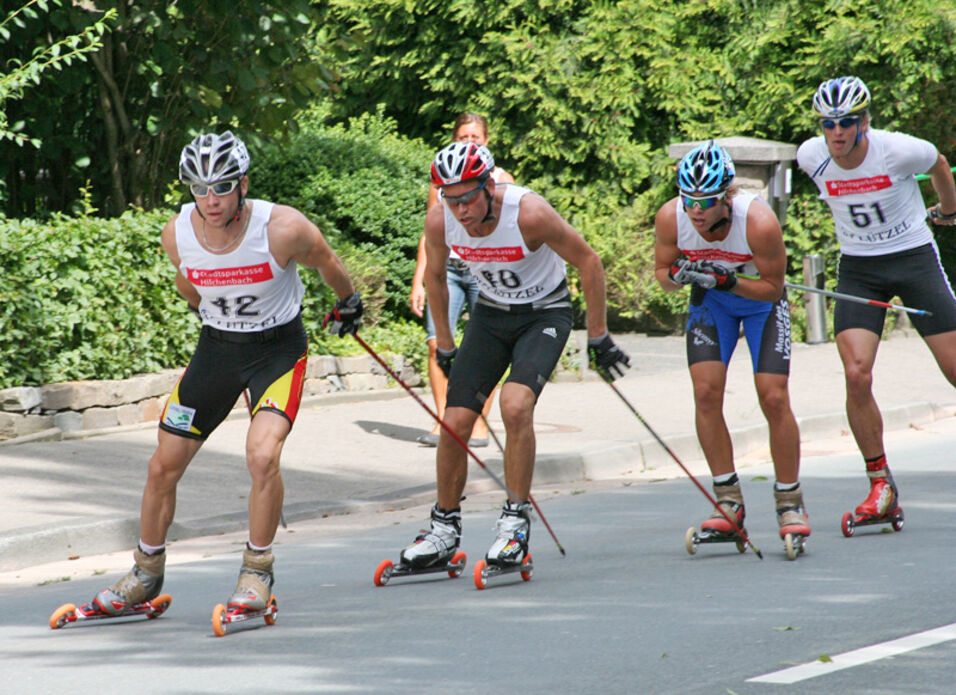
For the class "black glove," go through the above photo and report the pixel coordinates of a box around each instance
[668,257,699,285]
[323,292,363,337]
[696,261,738,292]
[436,346,457,378]
[588,333,630,381]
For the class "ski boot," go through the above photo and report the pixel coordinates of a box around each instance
[474,501,534,589]
[374,506,467,586]
[212,547,278,636]
[685,483,748,555]
[775,486,811,560]
[50,548,171,629]
[841,458,904,537]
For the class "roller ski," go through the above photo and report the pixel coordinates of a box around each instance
[775,486,811,560]
[685,483,748,555]
[473,501,534,590]
[212,547,278,637]
[841,459,904,537]
[374,506,467,586]
[50,547,170,630]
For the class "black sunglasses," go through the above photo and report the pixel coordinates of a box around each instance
[440,178,488,206]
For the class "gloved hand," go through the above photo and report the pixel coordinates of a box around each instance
[696,261,738,292]
[323,292,363,336]
[436,346,457,378]
[588,333,631,381]
[667,257,699,285]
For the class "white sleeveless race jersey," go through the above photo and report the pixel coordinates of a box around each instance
[796,128,937,256]
[442,184,566,304]
[445,169,508,263]
[676,190,760,277]
[176,199,304,332]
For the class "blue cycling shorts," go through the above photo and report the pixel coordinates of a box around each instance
[685,287,791,375]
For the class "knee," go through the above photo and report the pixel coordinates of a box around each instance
[442,407,476,439]
[692,382,723,415]
[757,387,791,419]
[842,360,873,395]
[499,398,533,431]
[146,453,182,490]
[246,444,281,483]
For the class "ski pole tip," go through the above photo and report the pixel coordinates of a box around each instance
[754,548,764,560]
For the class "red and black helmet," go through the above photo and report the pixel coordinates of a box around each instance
[430,142,495,186]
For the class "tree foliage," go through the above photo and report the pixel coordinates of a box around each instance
[0,0,327,218]
[0,1,114,148]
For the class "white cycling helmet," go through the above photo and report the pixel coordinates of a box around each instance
[179,131,250,185]
[812,76,871,118]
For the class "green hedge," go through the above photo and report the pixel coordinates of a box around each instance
[0,207,195,388]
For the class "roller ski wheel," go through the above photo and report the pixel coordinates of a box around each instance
[49,593,172,630]
[211,594,278,637]
[373,551,467,587]
[841,507,904,538]
[473,553,533,590]
[782,532,808,561]
[684,526,746,556]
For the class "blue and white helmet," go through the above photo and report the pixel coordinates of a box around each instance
[677,140,735,195]
[179,131,250,185]
[812,76,870,118]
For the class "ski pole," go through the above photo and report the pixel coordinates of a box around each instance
[244,389,287,530]
[597,373,763,559]
[738,274,933,317]
[352,333,566,556]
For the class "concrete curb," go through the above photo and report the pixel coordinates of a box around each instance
[2,400,949,573]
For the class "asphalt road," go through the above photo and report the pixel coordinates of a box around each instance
[3,418,955,695]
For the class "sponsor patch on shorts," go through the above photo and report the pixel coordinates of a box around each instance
[163,402,196,431]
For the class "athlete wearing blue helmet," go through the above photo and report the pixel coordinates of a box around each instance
[677,140,735,195]
[656,138,808,554]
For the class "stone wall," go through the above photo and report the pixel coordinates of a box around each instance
[0,354,419,442]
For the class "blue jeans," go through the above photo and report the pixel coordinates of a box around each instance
[425,261,480,342]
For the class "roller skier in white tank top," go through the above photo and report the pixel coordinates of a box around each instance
[74,131,361,631]
[393,141,630,578]
[797,76,956,535]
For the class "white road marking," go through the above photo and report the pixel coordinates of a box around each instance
[748,623,956,684]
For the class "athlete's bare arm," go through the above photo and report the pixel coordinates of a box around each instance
[423,204,453,350]
[268,204,355,300]
[517,194,608,338]
[928,153,956,224]
[653,198,683,291]
[739,200,787,303]
[160,214,202,309]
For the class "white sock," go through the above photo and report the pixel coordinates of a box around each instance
[713,472,738,486]
[775,481,800,492]
[247,541,272,553]
[138,539,165,556]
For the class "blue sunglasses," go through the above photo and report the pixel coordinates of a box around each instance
[820,116,860,130]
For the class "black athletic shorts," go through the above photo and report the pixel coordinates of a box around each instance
[445,302,573,413]
[159,314,308,440]
[834,243,956,337]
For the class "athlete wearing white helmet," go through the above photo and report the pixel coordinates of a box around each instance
[655,140,809,547]
[396,140,629,572]
[87,130,362,623]
[410,114,516,449]
[797,76,956,532]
